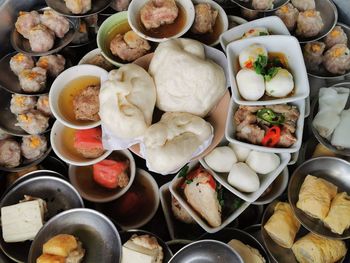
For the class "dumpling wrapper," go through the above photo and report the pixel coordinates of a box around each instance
[324,192,350,235]
[292,233,347,263]
[296,175,337,220]
[227,239,266,263]
[149,38,226,117]
[264,202,300,248]
[99,64,156,149]
[331,109,350,149]
[141,112,213,174]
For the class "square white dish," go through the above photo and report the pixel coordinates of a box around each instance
[220,16,290,50]
[226,35,310,105]
[225,97,305,153]
[200,151,290,203]
[169,161,250,233]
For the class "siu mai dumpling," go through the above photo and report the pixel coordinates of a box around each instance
[292,233,347,263]
[264,202,300,248]
[296,175,337,220]
[324,192,350,235]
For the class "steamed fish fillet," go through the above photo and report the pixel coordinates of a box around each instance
[331,109,350,149]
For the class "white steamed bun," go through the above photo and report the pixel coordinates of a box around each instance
[246,151,280,175]
[239,43,267,68]
[229,143,251,162]
[204,146,237,173]
[143,112,213,174]
[99,64,156,139]
[148,38,226,117]
[265,68,294,98]
[228,162,260,193]
[236,68,265,101]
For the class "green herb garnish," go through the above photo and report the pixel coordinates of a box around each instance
[216,185,224,207]
[178,165,189,178]
[185,179,193,184]
[231,198,244,210]
[259,31,269,36]
[253,54,268,75]
[264,67,279,81]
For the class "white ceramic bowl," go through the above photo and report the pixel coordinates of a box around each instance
[226,35,310,105]
[49,64,109,129]
[78,48,103,65]
[51,120,112,166]
[227,15,247,29]
[68,149,136,203]
[225,98,305,153]
[220,16,290,50]
[200,151,290,203]
[169,161,250,233]
[128,0,195,42]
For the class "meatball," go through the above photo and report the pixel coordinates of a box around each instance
[15,11,40,39]
[296,10,324,38]
[324,26,348,49]
[252,0,274,10]
[18,67,47,93]
[64,0,91,14]
[0,139,21,168]
[291,0,315,11]
[171,196,195,224]
[16,110,49,135]
[111,0,131,11]
[40,10,70,38]
[28,24,55,53]
[73,85,100,121]
[110,31,151,62]
[140,0,179,30]
[303,41,326,71]
[36,54,65,77]
[323,44,350,75]
[10,53,34,76]
[275,3,299,31]
[36,95,52,116]
[10,94,37,115]
[21,135,47,160]
[191,4,218,34]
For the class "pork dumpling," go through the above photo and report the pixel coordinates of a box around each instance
[64,0,91,14]
[303,42,326,71]
[10,94,36,115]
[111,0,131,11]
[252,0,274,10]
[204,146,237,173]
[10,53,34,76]
[36,95,52,116]
[228,162,260,193]
[324,26,348,49]
[21,135,47,160]
[99,64,156,139]
[323,44,350,75]
[275,3,299,31]
[16,110,49,135]
[236,68,265,101]
[296,10,324,38]
[40,10,70,38]
[292,233,347,263]
[0,139,21,168]
[246,151,280,175]
[291,0,315,11]
[36,55,65,77]
[149,38,226,117]
[28,25,55,53]
[324,192,350,235]
[191,3,218,34]
[297,175,337,220]
[18,67,47,93]
[264,202,300,248]
[229,143,251,162]
[227,239,266,263]
[143,112,213,174]
[15,11,40,39]
[265,68,294,98]
[239,44,268,69]
[241,27,269,39]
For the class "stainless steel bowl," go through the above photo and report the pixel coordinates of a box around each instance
[0,175,84,263]
[169,239,243,263]
[28,208,121,263]
[166,239,192,255]
[199,228,269,263]
[231,0,289,12]
[45,0,110,18]
[288,157,350,239]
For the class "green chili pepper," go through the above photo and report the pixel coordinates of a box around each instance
[257,108,285,125]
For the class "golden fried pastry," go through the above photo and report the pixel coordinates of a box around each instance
[36,254,65,263]
[43,234,78,257]
[324,192,350,235]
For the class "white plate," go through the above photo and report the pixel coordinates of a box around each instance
[169,161,250,233]
[220,16,290,50]
[225,98,305,153]
[226,35,310,105]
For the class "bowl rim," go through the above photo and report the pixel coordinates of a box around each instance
[230,0,289,12]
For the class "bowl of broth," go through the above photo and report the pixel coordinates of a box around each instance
[49,64,108,129]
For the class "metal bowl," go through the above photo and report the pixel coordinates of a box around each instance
[231,0,289,12]
[169,239,243,263]
[28,208,121,263]
[0,175,84,263]
[11,8,78,56]
[166,239,192,255]
[45,0,111,18]
[120,229,173,262]
[288,157,350,239]
[310,82,350,156]
[198,228,269,263]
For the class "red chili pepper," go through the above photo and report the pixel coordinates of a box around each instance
[262,126,281,147]
[244,60,253,69]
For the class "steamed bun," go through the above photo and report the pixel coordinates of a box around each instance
[149,38,226,117]
[265,68,294,98]
[236,68,265,101]
[228,162,260,192]
[143,112,213,174]
[204,146,237,173]
[229,143,251,162]
[246,151,280,175]
[99,64,156,139]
